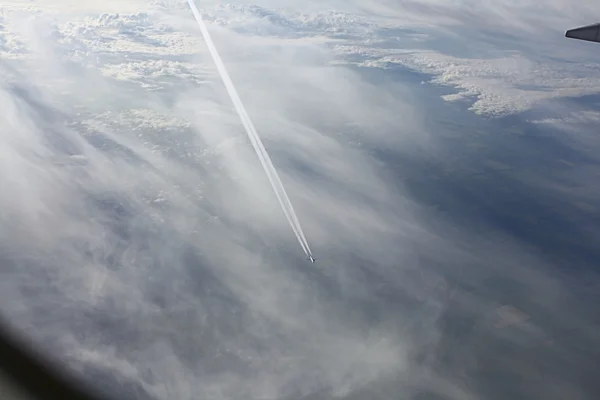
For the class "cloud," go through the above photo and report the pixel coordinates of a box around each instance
[183,0,600,117]
[19,0,600,118]
[0,2,599,400]
[321,0,600,117]
[352,50,600,116]
[0,4,421,399]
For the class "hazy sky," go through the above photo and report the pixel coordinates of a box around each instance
[1,1,599,400]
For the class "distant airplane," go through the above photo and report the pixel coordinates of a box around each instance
[308,255,316,263]
[566,23,600,44]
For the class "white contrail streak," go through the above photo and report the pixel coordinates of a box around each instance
[186,0,314,259]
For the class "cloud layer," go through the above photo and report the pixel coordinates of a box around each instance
[1,1,599,400]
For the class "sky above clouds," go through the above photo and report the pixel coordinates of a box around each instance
[1,1,600,400]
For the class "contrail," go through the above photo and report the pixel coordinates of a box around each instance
[186,0,314,259]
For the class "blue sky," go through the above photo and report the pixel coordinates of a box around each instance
[1,1,599,399]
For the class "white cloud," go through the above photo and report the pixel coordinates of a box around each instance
[530,109,600,126]
[8,0,598,117]
[1,0,149,14]
[0,2,599,400]
[353,50,600,116]
[100,60,213,87]
[184,1,600,117]
[0,4,424,399]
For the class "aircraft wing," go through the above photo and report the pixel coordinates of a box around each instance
[566,23,600,43]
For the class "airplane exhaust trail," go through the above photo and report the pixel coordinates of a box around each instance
[186,0,314,261]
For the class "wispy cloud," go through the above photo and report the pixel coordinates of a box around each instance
[0,2,599,400]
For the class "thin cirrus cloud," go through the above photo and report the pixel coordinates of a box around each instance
[1,2,599,400]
